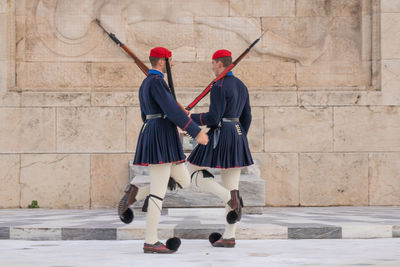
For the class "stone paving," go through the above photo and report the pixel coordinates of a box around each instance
[0,207,399,241]
[1,239,400,267]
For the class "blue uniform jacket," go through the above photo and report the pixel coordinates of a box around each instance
[133,69,201,165]
[188,72,253,168]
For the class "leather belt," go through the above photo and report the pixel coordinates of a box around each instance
[222,118,239,122]
[146,113,166,120]
[213,117,239,149]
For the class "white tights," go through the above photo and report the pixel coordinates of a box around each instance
[188,164,241,239]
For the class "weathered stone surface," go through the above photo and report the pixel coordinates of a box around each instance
[378,60,400,105]
[0,107,56,153]
[92,62,143,90]
[0,14,6,60]
[262,14,366,67]
[247,107,264,153]
[292,15,368,88]
[20,154,90,208]
[0,0,6,13]
[235,62,296,88]
[381,13,400,59]
[334,107,400,151]
[129,21,195,62]
[299,92,367,106]
[126,107,143,152]
[230,0,295,17]
[381,0,400,12]
[15,15,25,61]
[0,92,20,107]
[57,107,125,153]
[265,107,333,152]
[90,154,132,208]
[297,61,365,89]
[299,153,369,206]
[22,92,90,107]
[0,155,20,208]
[16,62,91,91]
[172,62,215,87]
[369,153,400,205]
[261,16,329,52]
[15,0,25,16]
[296,0,364,17]
[127,0,229,18]
[91,92,139,107]
[250,91,297,107]
[254,153,299,206]
[194,17,261,62]
[0,61,7,91]
[175,90,210,108]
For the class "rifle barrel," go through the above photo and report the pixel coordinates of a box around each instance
[186,32,264,111]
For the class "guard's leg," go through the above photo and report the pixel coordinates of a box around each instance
[188,164,231,203]
[221,168,241,238]
[143,163,181,254]
[169,162,191,189]
[144,163,171,245]
[209,168,241,248]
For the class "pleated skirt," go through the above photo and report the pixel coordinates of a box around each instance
[133,118,185,166]
[187,122,253,169]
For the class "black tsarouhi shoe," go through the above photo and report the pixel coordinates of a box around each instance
[143,238,181,254]
[209,232,235,248]
[118,184,139,224]
[226,189,244,224]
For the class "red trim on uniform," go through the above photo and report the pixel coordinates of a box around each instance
[200,113,204,126]
[188,162,245,169]
[219,78,225,87]
[133,160,185,166]
[183,118,192,131]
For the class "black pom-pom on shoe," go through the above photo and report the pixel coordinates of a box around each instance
[226,210,238,224]
[166,237,181,251]
[209,232,222,244]
[120,208,134,224]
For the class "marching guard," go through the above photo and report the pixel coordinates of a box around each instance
[187,49,253,248]
[118,47,209,253]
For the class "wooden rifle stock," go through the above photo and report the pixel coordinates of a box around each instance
[96,19,188,115]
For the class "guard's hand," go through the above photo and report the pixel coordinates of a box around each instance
[196,130,209,145]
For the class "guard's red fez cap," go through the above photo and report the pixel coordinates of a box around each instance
[212,49,232,59]
[150,47,172,58]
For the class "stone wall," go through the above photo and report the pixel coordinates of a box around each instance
[0,0,399,208]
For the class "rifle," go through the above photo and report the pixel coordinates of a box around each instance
[185,31,266,111]
[96,19,188,114]
[165,57,177,100]
[96,19,148,75]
